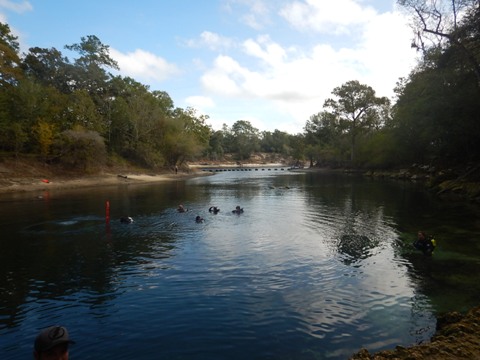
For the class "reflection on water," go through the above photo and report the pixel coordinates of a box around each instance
[1,170,480,359]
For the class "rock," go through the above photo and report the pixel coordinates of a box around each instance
[349,306,480,360]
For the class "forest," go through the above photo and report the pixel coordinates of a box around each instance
[0,0,479,173]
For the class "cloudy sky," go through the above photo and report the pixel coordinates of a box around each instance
[1,0,419,134]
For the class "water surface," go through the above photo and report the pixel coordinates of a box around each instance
[1,170,479,359]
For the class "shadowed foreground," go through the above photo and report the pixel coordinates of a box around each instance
[350,306,480,359]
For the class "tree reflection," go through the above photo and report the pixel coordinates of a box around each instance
[338,234,378,264]
[0,218,177,329]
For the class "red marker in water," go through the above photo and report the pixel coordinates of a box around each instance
[105,200,110,224]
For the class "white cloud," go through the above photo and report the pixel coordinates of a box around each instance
[0,0,33,48]
[355,10,419,97]
[185,95,215,110]
[200,1,418,133]
[185,31,234,51]
[279,0,377,34]
[110,48,181,83]
[201,55,246,96]
[223,0,272,30]
[0,0,32,13]
[240,1,270,29]
[243,35,287,66]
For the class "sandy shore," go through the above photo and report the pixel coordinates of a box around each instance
[0,170,212,195]
[0,157,306,195]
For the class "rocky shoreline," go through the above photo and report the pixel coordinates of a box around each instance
[363,164,480,203]
[349,306,480,359]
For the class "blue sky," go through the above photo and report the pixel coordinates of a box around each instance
[1,0,419,134]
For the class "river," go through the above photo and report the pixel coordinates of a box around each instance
[1,169,479,359]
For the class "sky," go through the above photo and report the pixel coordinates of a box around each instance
[0,0,419,134]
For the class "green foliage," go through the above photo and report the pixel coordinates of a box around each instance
[52,128,106,172]
[229,120,260,160]
[0,22,23,86]
[207,130,225,160]
[35,120,55,160]
[356,130,398,168]
[22,47,72,92]
[392,18,480,166]
[323,80,389,163]
[1,1,479,173]
[300,1,480,169]
[7,122,28,157]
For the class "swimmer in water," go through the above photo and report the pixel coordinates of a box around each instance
[232,205,244,214]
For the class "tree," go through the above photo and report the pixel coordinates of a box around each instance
[65,35,118,97]
[230,120,260,160]
[260,130,291,155]
[208,130,225,160]
[5,79,65,153]
[53,127,107,171]
[0,22,22,86]
[22,47,73,93]
[398,0,480,85]
[161,107,211,166]
[392,49,480,165]
[304,111,344,166]
[65,35,119,71]
[323,80,389,163]
[65,89,104,133]
[288,133,306,166]
[35,120,55,162]
[152,90,175,116]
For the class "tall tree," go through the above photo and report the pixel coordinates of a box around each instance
[0,22,22,86]
[22,47,73,93]
[65,35,119,95]
[230,120,260,160]
[323,80,389,163]
[304,111,344,166]
[398,0,480,85]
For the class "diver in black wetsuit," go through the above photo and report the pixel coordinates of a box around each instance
[413,231,436,255]
[209,206,220,214]
[232,205,244,214]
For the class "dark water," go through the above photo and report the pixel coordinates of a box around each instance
[1,170,480,359]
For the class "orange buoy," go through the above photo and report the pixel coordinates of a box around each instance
[41,179,50,183]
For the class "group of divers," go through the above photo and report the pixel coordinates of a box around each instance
[121,210,435,255]
[177,204,244,223]
[119,204,244,225]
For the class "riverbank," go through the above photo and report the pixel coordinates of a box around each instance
[0,172,213,194]
[0,157,293,194]
[349,306,480,359]
[0,158,214,194]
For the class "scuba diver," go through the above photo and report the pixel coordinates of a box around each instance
[120,216,134,224]
[232,205,244,214]
[209,206,220,214]
[413,231,436,256]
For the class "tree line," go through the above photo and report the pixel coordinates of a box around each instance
[0,0,479,171]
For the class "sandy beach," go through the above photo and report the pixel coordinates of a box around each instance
[0,169,213,195]
[0,162,292,195]
[0,155,299,195]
